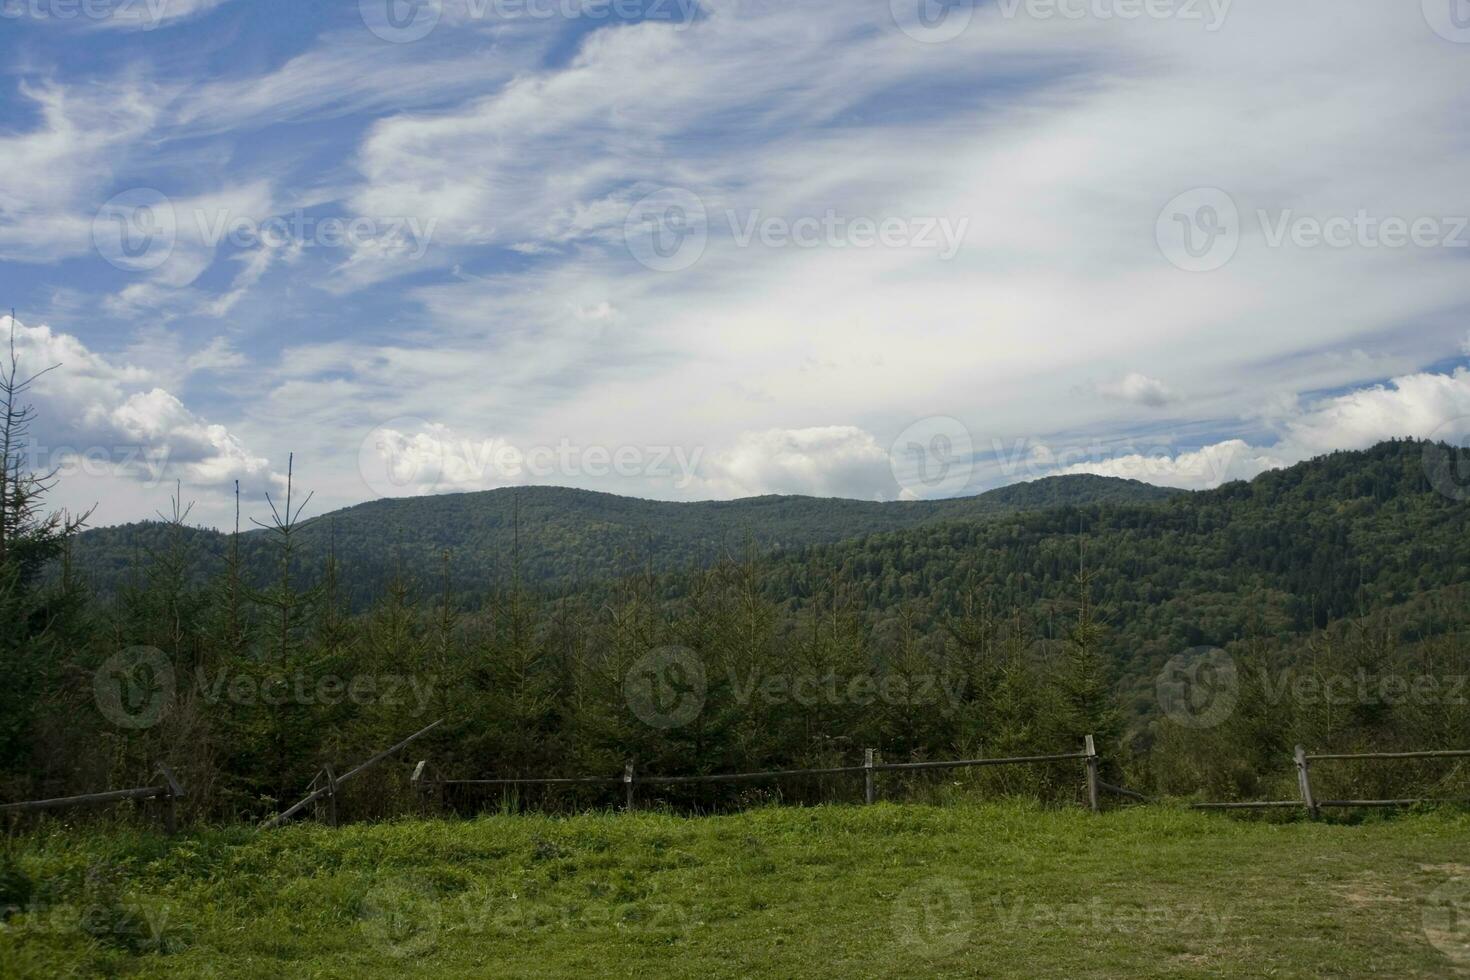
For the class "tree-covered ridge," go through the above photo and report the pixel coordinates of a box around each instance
[62,474,1180,607]
[738,440,1470,692]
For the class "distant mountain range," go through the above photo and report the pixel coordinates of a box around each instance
[63,474,1180,606]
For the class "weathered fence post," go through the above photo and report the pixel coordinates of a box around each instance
[411,759,432,814]
[864,749,876,804]
[1294,745,1318,819]
[155,764,183,836]
[323,764,339,827]
[1084,735,1100,813]
[624,762,636,813]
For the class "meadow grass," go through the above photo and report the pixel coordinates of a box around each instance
[1,802,1467,978]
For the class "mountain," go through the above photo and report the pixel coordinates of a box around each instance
[61,474,1181,606]
[719,439,1470,714]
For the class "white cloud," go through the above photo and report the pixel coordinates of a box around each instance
[1052,366,1470,490]
[699,426,892,499]
[0,81,158,263]
[1099,373,1179,408]
[2,315,279,525]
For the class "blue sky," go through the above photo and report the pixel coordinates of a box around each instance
[2,0,1470,528]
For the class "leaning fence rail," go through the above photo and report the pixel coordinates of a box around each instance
[260,719,443,831]
[0,764,184,834]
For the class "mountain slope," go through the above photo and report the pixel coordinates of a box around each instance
[63,474,1180,605]
[724,440,1470,712]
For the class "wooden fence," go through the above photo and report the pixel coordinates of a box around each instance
[1103,745,1470,816]
[411,737,1103,813]
[0,764,184,834]
[260,718,443,830]
[5,737,1464,834]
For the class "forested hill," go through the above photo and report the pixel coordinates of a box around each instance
[62,473,1178,605]
[733,439,1470,712]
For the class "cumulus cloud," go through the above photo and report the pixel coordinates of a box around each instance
[1098,373,1179,408]
[2,316,278,522]
[699,426,893,499]
[1050,367,1470,490]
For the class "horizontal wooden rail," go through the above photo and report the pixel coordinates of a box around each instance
[0,785,168,813]
[426,751,1089,791]
[874,752,1087,773]
[1317,798,1470,808]
[437,776,624,786]
[421,743,1098,817]
[1,764,184,834]
[1305,749,1470,762]
[1189,800,1302,810]
[639,765,867,785]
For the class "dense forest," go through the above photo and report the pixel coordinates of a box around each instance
[62,475,1179,608]
[4,331,1469,822]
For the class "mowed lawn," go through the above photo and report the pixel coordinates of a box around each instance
[2,803,1467,978]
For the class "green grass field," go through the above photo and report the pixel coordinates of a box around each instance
[2,803,1467,978]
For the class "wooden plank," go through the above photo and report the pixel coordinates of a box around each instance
[874,753,1086,773]
[1084,735,1100,814]
[436,776,624,786]
[1317,798,1470,808]
[261,719,444,830]
[324,764,338,828]
[154,764,183,837]
[864,749,875,805]
[0,785,165,813]
[1190,801,1302,809]
[334,719,444,785]
[1294,745,1319,819]
[1306,749,1470,762]
[640,765,867,785]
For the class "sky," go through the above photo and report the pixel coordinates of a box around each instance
[2,0,1469,529]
